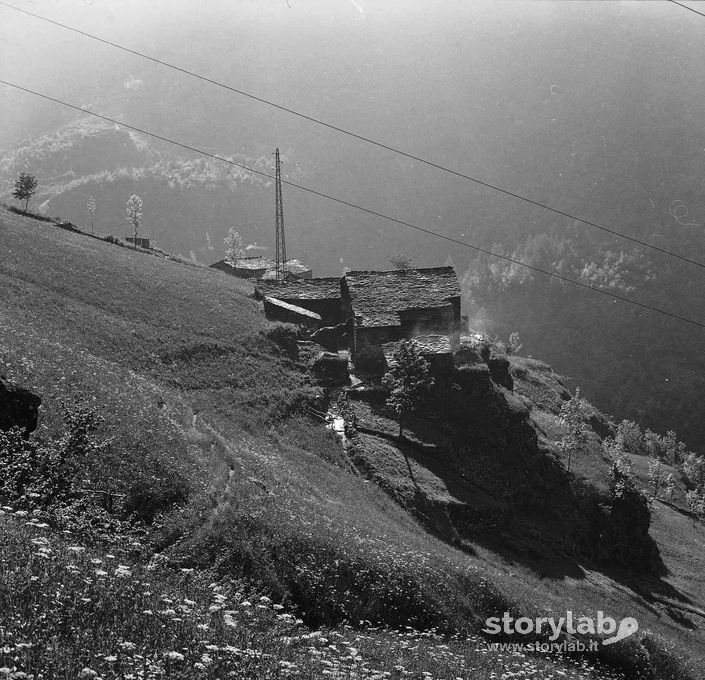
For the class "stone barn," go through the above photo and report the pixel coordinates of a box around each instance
[341,267,462,364]
[255,277,343,327]
[210,257,312,280]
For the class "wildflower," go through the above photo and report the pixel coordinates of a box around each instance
[119,642,136,651]
[104,656,118,662]
[68,546,85,553]
[164,651,184,661]
[79,669,98,678]
[95,570,108,577]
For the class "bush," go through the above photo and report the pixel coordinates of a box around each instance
[0,400,109,509]
[103,234,126,246]
[261,323,300,359]
[4,204,54,222]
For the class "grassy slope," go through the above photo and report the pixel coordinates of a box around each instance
[511,355,705,620]
[0,208,703,678]
[347,363,705,674]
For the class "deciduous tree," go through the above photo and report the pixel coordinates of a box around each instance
[12,172,38,212]
[224,227,245,267]
[86,196,97,233]
[126,194,143,247]
[559,387,588,473]
[382,340,434,438]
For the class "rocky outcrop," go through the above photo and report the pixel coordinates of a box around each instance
[0,377,41,438]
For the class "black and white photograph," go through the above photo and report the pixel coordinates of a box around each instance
[1,1,705,677]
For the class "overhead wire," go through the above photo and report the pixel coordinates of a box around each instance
[1,0,705,270]
[1,78,705,330]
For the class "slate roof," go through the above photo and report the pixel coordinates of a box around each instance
[382,335,453,367]
[264,297,322,321]
[234,256,275,270]
[255,277,341,300]
[258,259,312,278]
[344,267,460,329]
[210,257,311,276]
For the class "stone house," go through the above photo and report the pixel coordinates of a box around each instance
[341,267,462,362]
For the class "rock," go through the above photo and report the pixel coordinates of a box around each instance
[0,377,41,438]
[486,351,514,391]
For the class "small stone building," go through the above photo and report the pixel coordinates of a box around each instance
[342,267,462,363]
[255,277,343,326]
[262,297,322,329]
[210,257,312,280]
[382,335,454,376]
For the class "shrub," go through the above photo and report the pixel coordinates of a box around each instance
[103,234,125,246]
[0,400,109,509]
[261,323,300,359]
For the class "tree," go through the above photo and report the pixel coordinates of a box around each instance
[382,340,434,438]
[224,227,245,267]
[608,451,634,499]
[126,194,143,247]
[647,458,666,503]
[389,254,413,270]
[663,473,676,503]
[86,196,97,233]
[12,172,38,212]
[558,387,588,473]
[686,490,705,523]
[507,331,523,355]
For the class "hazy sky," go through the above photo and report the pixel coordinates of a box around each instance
[3,0,705,274]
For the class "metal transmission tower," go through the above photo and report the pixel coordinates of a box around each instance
[274,148,287,281]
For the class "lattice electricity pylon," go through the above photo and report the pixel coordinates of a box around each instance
[274,148,287,281]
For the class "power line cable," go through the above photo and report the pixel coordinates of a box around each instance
[2,0,705,271]
[2,78,705,330]
[668,0,705,20]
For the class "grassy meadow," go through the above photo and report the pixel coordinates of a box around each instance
[0,208,703,679]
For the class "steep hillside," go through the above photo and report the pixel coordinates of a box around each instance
[1,208,705,679]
